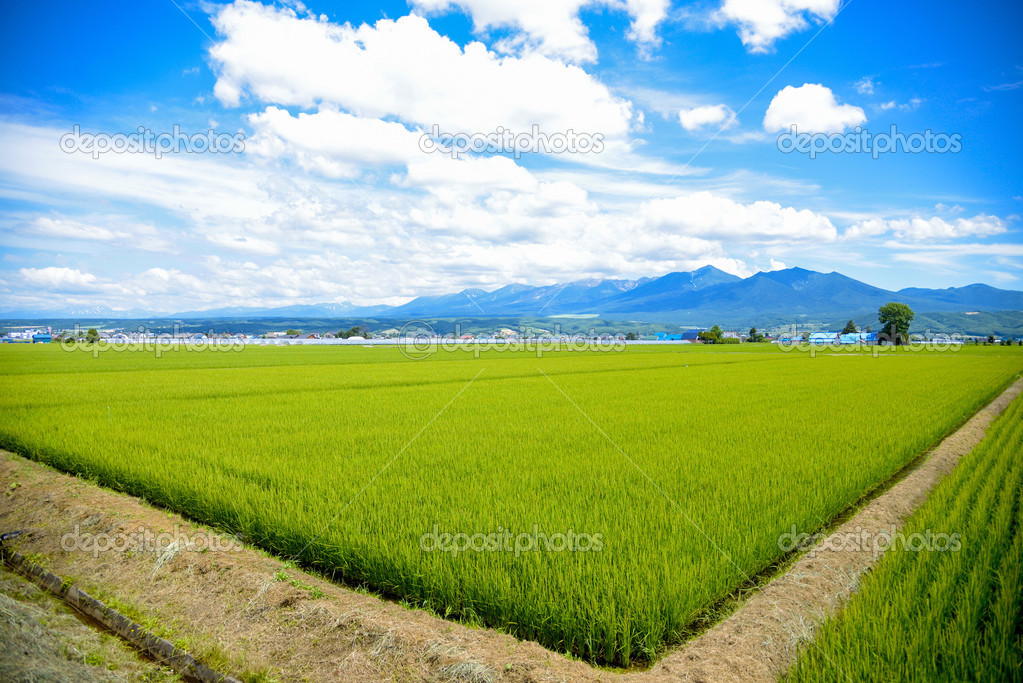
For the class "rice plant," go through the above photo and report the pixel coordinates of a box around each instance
[786,390,1023,682]
[0,343,1020,666]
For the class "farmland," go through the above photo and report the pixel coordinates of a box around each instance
[0,343,1021,666]
[787,390,1023,682]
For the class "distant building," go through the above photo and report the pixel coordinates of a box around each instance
[838,332,876,344]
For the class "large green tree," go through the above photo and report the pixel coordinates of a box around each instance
[698,325,723,343]
[841,320,858,334]
[877,303,914,345]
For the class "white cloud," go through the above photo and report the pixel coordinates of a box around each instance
[247,107,424,177]
[715,0,841,53]
[410,0,598,63]
[209,3,636,139]
[400,155,540,201]
[33,217,116,241]
[621,0,671,48]
[845,214,1007,241]
[984,270,1018,283]
[678,104,737,131]
[854,76,874,95]
[641,191,838,242]
[18,267,136,296]
[0,121,277,225]
[409,0,669,63]
[139,268,205,293]
[20,266,99,289]
[29,217,173,252]
[1,116,750,312]
[763,83,866,133]
[873,98,923,114]
[841,218,889,240]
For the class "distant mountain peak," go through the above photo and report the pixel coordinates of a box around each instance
[5,266,1023,323]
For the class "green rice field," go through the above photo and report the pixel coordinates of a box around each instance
[0,343,1020,665]
[788,390,1023,682]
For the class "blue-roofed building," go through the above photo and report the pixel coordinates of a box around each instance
[838,332,878,344]
[655,329,704,342]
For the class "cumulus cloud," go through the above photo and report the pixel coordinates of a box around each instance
[401,155,540,201]
[18,267,138,296]
[763,83,866,133]
[410,0,598,63]
[678,104,737,132]
[641,191,838,242]
[246,107,424,177]
[844,214,1007,241]
[20,267,100,289]
[409,0,669,63]
[0,112,865,314]
[209,3,636,140]
[715,0,841,53]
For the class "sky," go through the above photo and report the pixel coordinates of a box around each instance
[1,0,1021,314]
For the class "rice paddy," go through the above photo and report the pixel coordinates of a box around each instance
[787,390,1023,682]
[0,342,1020,666]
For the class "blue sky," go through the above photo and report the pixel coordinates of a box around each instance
[1,0,1021,313]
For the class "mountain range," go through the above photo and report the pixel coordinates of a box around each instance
[4,266,1023,325]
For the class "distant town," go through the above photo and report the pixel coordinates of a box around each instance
[4,324,1018,346]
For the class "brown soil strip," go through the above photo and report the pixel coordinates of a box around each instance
[0,378,1019,682]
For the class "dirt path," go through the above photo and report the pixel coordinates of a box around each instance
[1,378,1020,682]
[0,565,182,682]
